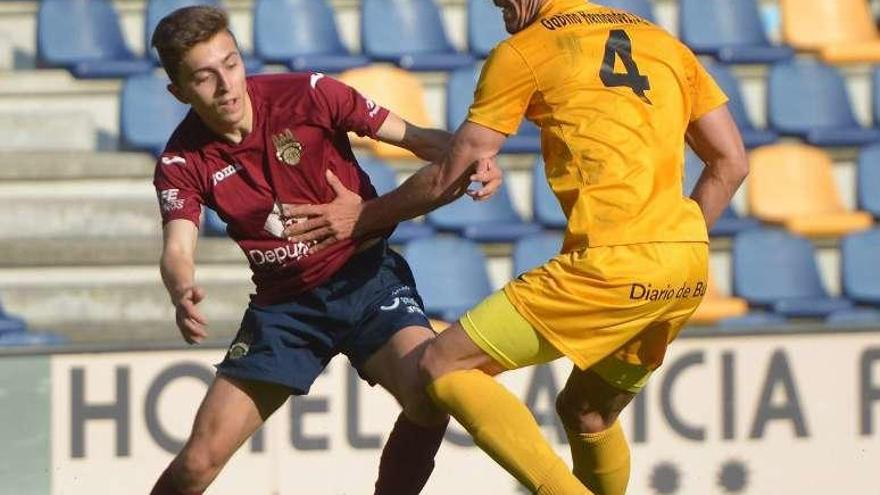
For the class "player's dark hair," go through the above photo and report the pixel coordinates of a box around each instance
[151,5,238,83]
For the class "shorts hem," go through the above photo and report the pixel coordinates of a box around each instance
[216,366,306,396]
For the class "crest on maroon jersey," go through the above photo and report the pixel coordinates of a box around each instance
[272,129,303,166]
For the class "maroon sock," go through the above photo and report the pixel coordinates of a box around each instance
[374,413,449,495]
[150,466,203,495]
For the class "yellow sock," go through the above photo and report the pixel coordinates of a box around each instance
[427,370,590,495]
[565,420,630,495]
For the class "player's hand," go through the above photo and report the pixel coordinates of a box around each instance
[466,156,503,201]
[282,169,364,253]
[173,286,208,344]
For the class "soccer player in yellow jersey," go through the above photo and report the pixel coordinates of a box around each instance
[283,0,749,493]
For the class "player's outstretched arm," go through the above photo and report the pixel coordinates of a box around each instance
[686,105,749,229]
[375,111,452,163]
[160,219,208,344]
[283,121,506,247]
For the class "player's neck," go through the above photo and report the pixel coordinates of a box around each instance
[209,94,254,146]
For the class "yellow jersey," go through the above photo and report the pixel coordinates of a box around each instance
[467,0,728,251]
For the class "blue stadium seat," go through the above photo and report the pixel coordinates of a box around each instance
[768,60,880,146]
[0,302,28,335]
[203,207,228,236]
[826,308,880,327]
[0,331,68,346]
[593,0,655,21]
[427,182,541,242]
[37,0,153,78]
[857,143,880,218]
[717,312,788,330]
[358,158,434,243]
[532,157,567,230]
[467,0,508,58]
[841,228,880,305]
[361,0,475,71]
[733,228,853,318]
[145,0,264,74]
[513,232,563,276]
[704,62,778,148]
[404,236,493,321]
[121,73,189,156]
[873,66,880,130]
[679,0,793,63]
[446,65,540,153]
[253,0,368,73]
[684,149,760,236]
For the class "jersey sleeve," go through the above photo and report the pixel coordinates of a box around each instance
[679,42,728,122]
[467,42,537,135]
[153,153,204,227]
[312,74,390,138]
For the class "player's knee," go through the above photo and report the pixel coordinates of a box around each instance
[555,390,615,434]
[401,392,448,427]
[418,341,447,383]
[174,445,225,491]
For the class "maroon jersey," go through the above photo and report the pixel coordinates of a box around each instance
[153,73,391,305]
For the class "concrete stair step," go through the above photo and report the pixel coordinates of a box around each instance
[0,151,155,180]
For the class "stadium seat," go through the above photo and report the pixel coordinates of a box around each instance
[338,66,433,158]
[446,64,540,153]
[857,143,880,218]
[717,312,788,330]
[512,231,563,276]
[532,157,567,230]
[683,149,760,236]
[841,228,880,305]
[732,228,853,318]
[120,73,190,156]
[358,157,434,243]
[826,308,880,326]
[404,236,493,321]
[767,60,880,146]
[593,0,655,22]
[203,207,228,236]
[467,0,508,58]
[37,0,153,78]
[145,0,264,74]
[426,182,541,242]
[361,0,474,71]
[253,0,368,73]
[748,144,873,237]
[780,0,880,63]
[689,271,749,325]
[704,63,778,148]
[679,0,793,64]
[0,331,68,346]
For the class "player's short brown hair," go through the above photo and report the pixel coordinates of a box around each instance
[150,5,237,83]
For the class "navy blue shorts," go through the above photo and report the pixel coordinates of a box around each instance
[216,240,432,395]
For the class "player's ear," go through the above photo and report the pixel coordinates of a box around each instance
[167,83,189,105]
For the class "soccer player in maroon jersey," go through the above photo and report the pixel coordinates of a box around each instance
[147,6,500,495]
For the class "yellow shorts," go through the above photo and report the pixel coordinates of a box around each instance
[460,242,708,392]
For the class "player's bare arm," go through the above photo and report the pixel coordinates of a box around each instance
[686,105,749,229]
[282,121,506,248]
[160,218,208,344]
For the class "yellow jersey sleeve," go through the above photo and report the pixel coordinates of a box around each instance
[467,41,537,135]
[680,42,728,121]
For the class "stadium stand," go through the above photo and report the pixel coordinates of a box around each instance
[780,0,880,63]
[202,207,228,237]
[689,271,749,325]
[360,0,474,71]
[732,228,853,318]
[426,181,542,242]
[252,0,369,73]
[404,236,493,321]
[767,60,880,146]
[684,149,760,236]
[512,231,562,276]
[704,62,778,148]
[858,143,880,218]
[120,72,189,156]
[593,0,656,21]
[840,228,880,306]
[531,157,567,230]
[466,0,508,58]
[748,144,874,237]
[679,0,793,64]
[446,64,540,153]
[826,308,880,326]
[358,157,435,243]
[37,0,153,78]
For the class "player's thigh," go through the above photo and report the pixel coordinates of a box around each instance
[361,324,435,401]
[185,374,290,457]
[556,365,637,432]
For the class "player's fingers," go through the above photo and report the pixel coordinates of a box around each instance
[281,204,321,219]
[283,216,328,237]
[310,236,337,254]
[288,225,335,244]
[191,286,206,304]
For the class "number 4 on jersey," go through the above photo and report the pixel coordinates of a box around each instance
[600,29,652,104]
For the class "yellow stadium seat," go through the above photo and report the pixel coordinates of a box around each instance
[748,144,873,237]
[690,272,749,325]
[780,0,880,63]
[337,65,433,159]
[429,318,451,332]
